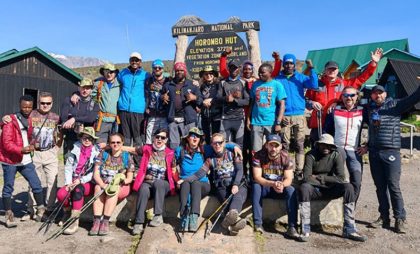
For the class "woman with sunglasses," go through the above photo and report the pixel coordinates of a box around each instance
[56,127,101,235]
[125,128,178,235]
[89,133,134,236]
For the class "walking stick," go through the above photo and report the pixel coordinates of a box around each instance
[177,195,191,243]
[204,194,233,238]
[317,110,322,139]
[192,181,245,238]
[38,160,92,235]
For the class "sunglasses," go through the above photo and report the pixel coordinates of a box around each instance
[212,141,224,146]
[110,141,122,145]
[189,133,200,139]
[155,135,167,140]
[82,136,93,141]
[153,67,163,70]
[40,102,52,105]
[342,93,357,98]
[103,70,116,75]
[203,72,214,76]
[130,58,141,62]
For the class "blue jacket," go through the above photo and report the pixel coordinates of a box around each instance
[117,67,150,113]
[275,70,318,116]
[162,79,203,124]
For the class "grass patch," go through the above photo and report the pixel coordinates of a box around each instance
[401,114,420,133]
[127,235,141,254]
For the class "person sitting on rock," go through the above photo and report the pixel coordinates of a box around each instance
[89,133,134,236]
[126,128,179,235]
[251,134,299,239]
[298,134,367,242]
[203,132,248,235]
[56,127,101,235]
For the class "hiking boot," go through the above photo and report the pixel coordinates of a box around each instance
[132,224,144,236]
[343,231,368,242]
[229,218,247,236]
[298,232,310,242]
[369,216,390,229]
[5,210,17,228]
[149,215,163,227]
[189,214,198,232]
[34,206,46,222]
[98,220,110,236]
[222,209,239,229]
[63,210,80,235]
[59,208,71,227]
[89,218,101,236]
[20,210,33,222]
[180,214,189,232]
[395,219,407,234]
[285,227,299,239]
[254,225,265,234]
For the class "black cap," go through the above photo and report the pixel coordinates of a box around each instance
[324,61,339,69]
[228,59,241,69]
[372,85,386,93]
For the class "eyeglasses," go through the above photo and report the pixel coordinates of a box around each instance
[154,135,167,140]
[110,141,122,145]
[153,67,163,70]
[40,102,52,105]
[342,93,357,98]
[82,136,93,141]
[211,141,224,146]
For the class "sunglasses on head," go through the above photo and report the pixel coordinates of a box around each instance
[40,102,52,105]
[110,141,122,145]
[342,93,357,98]
[155,135,167,140]
[212,141,224,146]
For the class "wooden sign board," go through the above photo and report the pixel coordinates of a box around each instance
[172,21,260,37]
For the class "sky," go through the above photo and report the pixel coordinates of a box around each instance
[1,0,419,64]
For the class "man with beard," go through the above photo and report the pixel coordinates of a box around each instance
[251,134,298,239]
[161,62,202,149]
[325,86,364,202]
[360,84,420,233]
[61,79,99,159]
[145,60,171,144]
[275,54,318,176]
[0,95,45,227]
[298,134,367,242]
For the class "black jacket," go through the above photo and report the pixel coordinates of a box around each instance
[162,79,203,124]
[200,81,224,120]
[363,86,420,150]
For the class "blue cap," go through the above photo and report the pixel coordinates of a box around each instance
[152,59,164,68]
[283,54,296,65]
[267,134,282,145]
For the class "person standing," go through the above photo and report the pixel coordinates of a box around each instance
[145,59,171,144]
[117,52,150,147]
[275,54,318,175]
[60,79,99,159]
[360,84,420,233]
[0,95,45,228]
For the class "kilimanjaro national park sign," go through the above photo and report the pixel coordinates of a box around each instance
[172,17,262,78]
[185,31,249,80]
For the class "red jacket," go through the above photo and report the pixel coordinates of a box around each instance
[219,55,281,79]
[0,114,33,164]
[305,61,377,128]
[132,145,178,195]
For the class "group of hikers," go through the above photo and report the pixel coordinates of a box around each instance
[1,47,419,243]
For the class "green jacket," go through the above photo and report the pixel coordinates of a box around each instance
[302,149,345,188]
[92,77,121,122]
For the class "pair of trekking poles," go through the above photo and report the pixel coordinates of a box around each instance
[176,181,246,243]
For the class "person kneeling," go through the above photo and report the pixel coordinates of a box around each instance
[129,129,178,235]
[89,133,134,236]
[298,134,367,242]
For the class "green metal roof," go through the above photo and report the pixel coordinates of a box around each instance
[0,46,82,81]
[305,39,409,73]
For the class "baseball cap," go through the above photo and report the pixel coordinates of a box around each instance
[129,52,142,60]
[324,61,339,69]
[266,134,282,145]
[283,54,296,64]
[371,85,386,93]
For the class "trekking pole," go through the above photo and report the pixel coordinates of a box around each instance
[317,110,322,139]
[192,181,245,238]
[38,160,92,235]
[204,194,233,238]
[178,195,191,243]
[44,188,105,242]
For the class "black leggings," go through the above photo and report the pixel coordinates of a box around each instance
[179,181,210,215]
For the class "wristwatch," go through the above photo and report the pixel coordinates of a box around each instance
[275,120,282,125]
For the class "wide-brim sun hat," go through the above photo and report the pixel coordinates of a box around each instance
[199,65,218,78]
[78,126,99,140]
[315,134,337,148]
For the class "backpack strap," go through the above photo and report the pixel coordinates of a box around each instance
[96,80,104,103]
[122,151,130,169]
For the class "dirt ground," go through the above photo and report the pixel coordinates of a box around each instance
[0,134,419,254]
